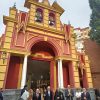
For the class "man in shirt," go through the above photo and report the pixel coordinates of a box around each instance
[45,86,53,100]
[81,88,91,100]
[32,88,41,100]
[65,85,74,100]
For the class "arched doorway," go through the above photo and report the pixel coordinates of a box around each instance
[27,41,57,91]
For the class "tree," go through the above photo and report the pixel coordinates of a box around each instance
[89,0,100,44]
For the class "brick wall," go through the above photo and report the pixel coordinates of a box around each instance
[84,39,100,88]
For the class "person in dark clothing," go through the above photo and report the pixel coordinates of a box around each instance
[95,89,100,100]
[19,85,29,100]
[65,85,74,100]
[0,88,3,100]
[54,88,64,100]
[32,88,41,100]
[20,85,28,96]
[43,88,47,100]
[81,88,91,100]
[45,86,53,100]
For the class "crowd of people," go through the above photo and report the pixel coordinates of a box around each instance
[18,85,96,100]
[0,85,100,100]
[19,85,53,100]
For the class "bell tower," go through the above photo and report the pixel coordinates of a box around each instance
[24,0,64,31]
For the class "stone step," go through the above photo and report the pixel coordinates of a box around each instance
[2,89,21,100]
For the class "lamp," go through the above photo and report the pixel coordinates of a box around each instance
[1,51,7,64]
[40,75,43,79]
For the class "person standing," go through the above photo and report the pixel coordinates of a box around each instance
[28,89,33,100]
[75,88,81,100]
[20,85,29,100]
[45,86,53,100]
[94,89,100,100]
[32,88,41,100]
[0,88,3,100]
[65,85,74,100]
[54,88,64,100]
[81,88,91,100]
[43,88,47,100]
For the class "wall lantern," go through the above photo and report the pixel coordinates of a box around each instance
[1,51,7,64]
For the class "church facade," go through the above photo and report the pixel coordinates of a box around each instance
[0,0,93,91]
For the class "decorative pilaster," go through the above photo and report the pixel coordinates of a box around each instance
[28,4,36,24]
[72,61,80,88]
[3,7,17,49]
[21,55,28,88]
[85,55,93,88]
[56,13,61,31]
[0,52,10,88]
[44,9,49,27]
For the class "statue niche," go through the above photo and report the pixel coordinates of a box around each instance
[16,26,25,46]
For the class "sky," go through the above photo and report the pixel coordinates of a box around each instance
[0,0,91,36]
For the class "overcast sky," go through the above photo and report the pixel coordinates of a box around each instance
[0,0,91,36]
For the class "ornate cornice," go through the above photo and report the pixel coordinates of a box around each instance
[0,48,30,55]
[52,1,64,14]
[24,0,64,15]
[55,55,78,61]
[27,22,65,36]
[3,16,17,25]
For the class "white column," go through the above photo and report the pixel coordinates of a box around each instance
[58,59,64,88]
[58,60,60,88]
[21,55,28,89]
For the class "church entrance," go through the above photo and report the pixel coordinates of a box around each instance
[26,41,57,91]
[26,59,50,91]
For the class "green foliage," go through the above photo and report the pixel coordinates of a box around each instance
[89,0,100,44]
